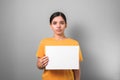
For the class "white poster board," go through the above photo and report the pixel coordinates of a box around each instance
[45,46,79,70]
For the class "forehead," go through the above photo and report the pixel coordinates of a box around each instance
[52,16,65,22]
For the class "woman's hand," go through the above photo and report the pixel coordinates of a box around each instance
[37,56,49,69]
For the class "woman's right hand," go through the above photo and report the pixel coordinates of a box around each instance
[37,56,49,69]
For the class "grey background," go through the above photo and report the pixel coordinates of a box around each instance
[0,0,120,80]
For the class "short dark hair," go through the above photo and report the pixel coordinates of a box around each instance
[50,12,67,24]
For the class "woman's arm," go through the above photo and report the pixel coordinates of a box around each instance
[36,56,49,69]
[73,69,80,80]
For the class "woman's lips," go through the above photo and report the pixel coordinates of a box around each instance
[56,29,61,32]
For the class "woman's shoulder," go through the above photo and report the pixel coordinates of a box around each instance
[40,37,53,42]
[67,38,79,44]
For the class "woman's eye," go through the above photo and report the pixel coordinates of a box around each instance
[53,22,57,25]
[60,21,65,25]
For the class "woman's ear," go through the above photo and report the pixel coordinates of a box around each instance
[65,23,67,28]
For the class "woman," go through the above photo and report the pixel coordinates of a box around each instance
[36,12,83,80]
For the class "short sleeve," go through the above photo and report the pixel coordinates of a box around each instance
[79,46,83,62]
[36,41,45,58]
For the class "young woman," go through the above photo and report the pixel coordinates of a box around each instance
[36,12,83,80]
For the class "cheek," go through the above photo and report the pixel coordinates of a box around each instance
[62,25,66,29]
[50,25,56,31]
[51,26,56,29]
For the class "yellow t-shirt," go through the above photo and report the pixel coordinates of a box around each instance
[36,38,83,80]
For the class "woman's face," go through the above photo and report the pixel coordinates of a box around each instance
[50,16,67,35]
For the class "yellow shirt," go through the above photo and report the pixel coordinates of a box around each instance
[36,38,83,80]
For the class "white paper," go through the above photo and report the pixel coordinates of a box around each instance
[45,46,79,70]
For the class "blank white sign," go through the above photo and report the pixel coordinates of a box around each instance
[45,46,79,70]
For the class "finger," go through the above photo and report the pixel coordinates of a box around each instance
[42,57,49,62]
[44,62,48,67]
[42,58,48,65]
[38,57,45,63]
[42,62,48,67]
[42,59,49,67]
[39,59,44,66]
[42,56,48,60]
[39,56,48,68]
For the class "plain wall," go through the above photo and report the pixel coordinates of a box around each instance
[0,0,120,80]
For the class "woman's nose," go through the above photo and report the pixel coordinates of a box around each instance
[56,23,61,28]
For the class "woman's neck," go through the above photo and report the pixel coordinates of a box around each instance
[53,34,66,40]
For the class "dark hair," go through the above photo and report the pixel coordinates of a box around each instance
[50,12,67,24]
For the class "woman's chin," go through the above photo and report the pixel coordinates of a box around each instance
[55,32,63,35]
